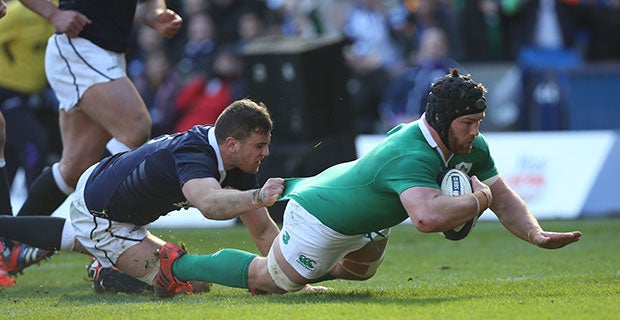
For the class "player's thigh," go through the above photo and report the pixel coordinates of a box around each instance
[115,233,166,280]
[58,109,110,185]
[79,78,151,147]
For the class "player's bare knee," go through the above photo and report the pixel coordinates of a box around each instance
[124,127,150,148]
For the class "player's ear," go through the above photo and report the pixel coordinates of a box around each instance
[224,137,240,152]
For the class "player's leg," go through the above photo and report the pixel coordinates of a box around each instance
[0,216,60,276]
[19,35,148,216]
[246,200,370,293]
[48,77,151,202]
[17,109,109,216]
[329,229,390,281]
[78,77,151,149]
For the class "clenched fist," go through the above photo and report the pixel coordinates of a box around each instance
[253,178,284,207]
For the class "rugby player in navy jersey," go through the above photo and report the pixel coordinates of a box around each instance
[0,99,297,297]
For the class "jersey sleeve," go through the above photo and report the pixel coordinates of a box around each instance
[173,143,220,186]
[375,151,441,195]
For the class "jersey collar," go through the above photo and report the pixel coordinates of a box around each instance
[208,127,227,183]
[418,114,452,166]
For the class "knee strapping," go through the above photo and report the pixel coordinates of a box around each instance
[267,247,305,292]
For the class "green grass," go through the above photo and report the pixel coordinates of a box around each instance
[1,218,618,319]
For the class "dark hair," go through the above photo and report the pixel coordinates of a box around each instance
[425,69,487,149]
[214,99,273,143]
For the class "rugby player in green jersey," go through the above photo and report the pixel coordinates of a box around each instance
[205,69,582,295]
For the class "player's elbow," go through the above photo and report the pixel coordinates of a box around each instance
[410,213,443,233]
[199,207,233,221]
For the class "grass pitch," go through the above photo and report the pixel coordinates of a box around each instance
[1,218,617,319]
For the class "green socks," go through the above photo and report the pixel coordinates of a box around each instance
[172,249,258,289]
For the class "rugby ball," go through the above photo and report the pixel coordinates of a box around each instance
[439,169,476,241]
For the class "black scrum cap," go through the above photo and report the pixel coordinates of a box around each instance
[425,69,487,150]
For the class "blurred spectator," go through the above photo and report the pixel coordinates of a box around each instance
[237,10,269,51]
[399,0,454,63]
[183,0,210,17]
[378,26,461,132]
[455,0,511,62]
[133,50,184,137]
[503,0,583,60]
[265,0,335,37]
[128,26,167,85]
[318,0,356,36]
[176,12,218,79]
[174,46,243,132]
[0,0,57,190]
[208,0,267,45]
[493,0,583,131]
[342,0,405,133]
[577,0,620,61]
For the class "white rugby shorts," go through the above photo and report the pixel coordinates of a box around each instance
[70,164,148,268]
[277,200,389,280]
[45,34,127,111]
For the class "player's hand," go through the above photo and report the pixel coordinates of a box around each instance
[255,178,285,207]
[49,10,91,38]
[153,9,182,39]
[529,230,582,249]
[470,175,492,210]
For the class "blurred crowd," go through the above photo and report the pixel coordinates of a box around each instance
[4,0,620,187]
[104,0,620,135]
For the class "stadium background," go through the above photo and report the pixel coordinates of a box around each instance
[5,0,620,225]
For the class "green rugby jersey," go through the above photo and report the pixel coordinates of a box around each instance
[281,120,498,235]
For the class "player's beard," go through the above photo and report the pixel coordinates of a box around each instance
[448,134,473,155]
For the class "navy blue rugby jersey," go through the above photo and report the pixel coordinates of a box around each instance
[83,125,258,226]
[59,0,137,53]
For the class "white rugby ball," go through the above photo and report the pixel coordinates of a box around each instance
[440,169,473,196]
[439,169,476,241]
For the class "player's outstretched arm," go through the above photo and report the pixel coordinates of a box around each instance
[489,177,582,249]
[183,177,284,220]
